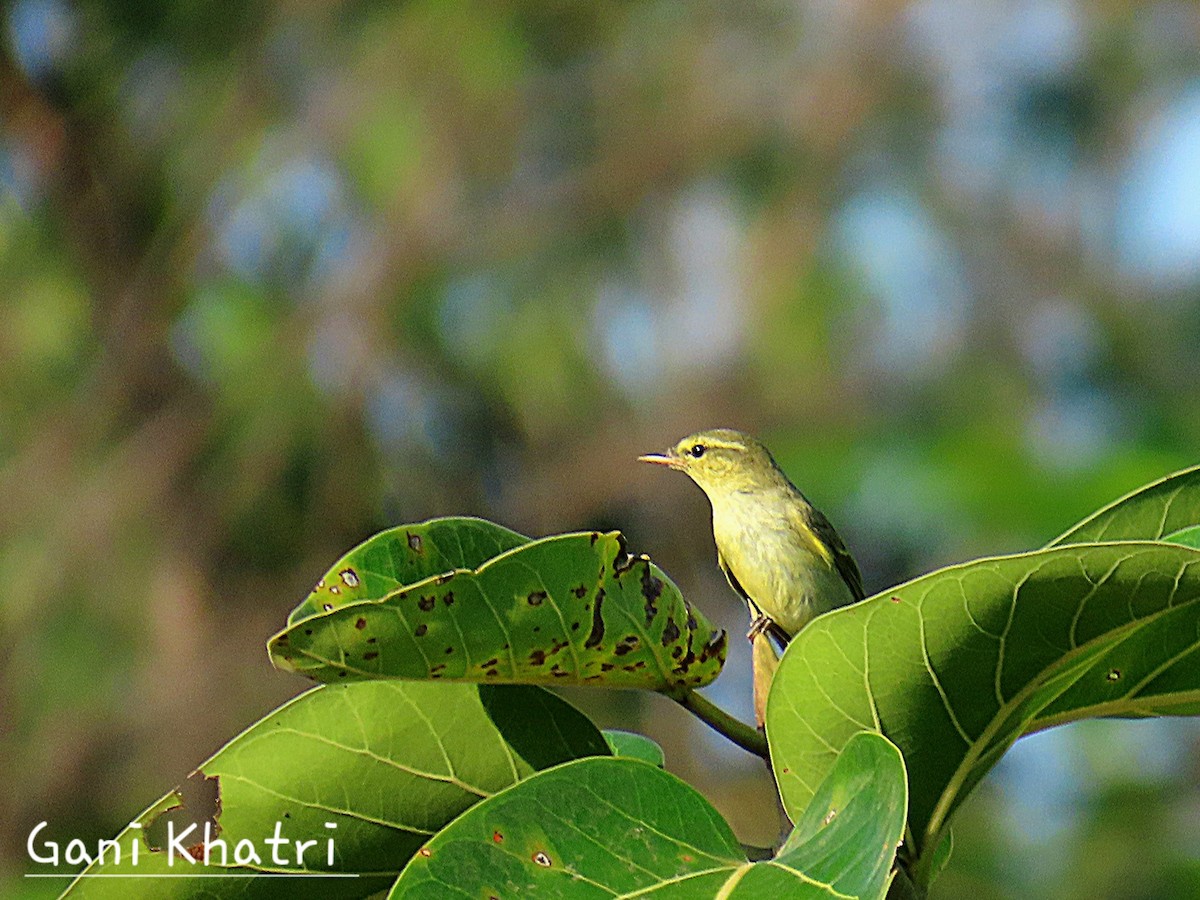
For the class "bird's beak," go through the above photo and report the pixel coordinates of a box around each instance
[638,451,679,469]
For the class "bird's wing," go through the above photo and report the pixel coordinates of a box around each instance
[717,552,758,614]
[799,505,866,602]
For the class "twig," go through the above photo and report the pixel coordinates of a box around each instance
[670,688,769,759]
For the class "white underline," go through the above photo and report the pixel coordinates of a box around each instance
[27,873,361,878]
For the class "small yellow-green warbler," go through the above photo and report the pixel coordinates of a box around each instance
[640,428,864,643]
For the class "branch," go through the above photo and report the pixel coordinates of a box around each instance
[670,688,769,759]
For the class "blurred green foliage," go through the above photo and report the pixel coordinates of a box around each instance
[2,1,1200,897]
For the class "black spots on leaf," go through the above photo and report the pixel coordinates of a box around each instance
[527,590,547,606]
[435,572,454,585]
[329,585,341,595]
[338,671,347,678]
[549,638,569,655]
[502,643,511,651]
[444,646,454,654]
[600,663,615,672]
[304,629,313,636]
[529,649,546,666]
[661,618,681,646]
[398,591,408,600]
[1107,668,1122,682]
[339,568,360,588]
[550,664,568,677]
[322,603,334,612]
[407,532,424,553]
[533,851,552,867]
[699,630,727,664]
[431,663,447,674]
[532,625,541,633]
[482,658,500,668]
[891,596,902,604]
[366,637,377,644]
[613,552,637,578]
[572,585,587,598]
[623,661,647,672]
[672,650,697,676]
[363,651,379,661]
[614,635,640,656]
[485,668,499,677]
[443,592,455,606]
[415,624,428,637]
[571,621,581,631]
[673,608,699,676]
[418,595,436,612]
[584,588,607,649]
[671,645,683,658]
[640,564,663,624]
[590,532,600,545]
[275,634,288,645]
[354,618,367,630]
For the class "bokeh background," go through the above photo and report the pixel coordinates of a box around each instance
[4,1,1200,897]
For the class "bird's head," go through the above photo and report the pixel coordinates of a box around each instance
[638,428,780,497]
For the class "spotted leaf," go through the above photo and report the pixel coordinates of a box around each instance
[270,530,726,692]
[290,517,530,624]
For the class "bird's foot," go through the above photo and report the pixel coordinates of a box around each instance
[746,615,773,642]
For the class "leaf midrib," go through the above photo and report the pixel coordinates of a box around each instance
[918,572,1200,858]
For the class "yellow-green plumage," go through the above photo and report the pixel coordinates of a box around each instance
[640,428,863,642]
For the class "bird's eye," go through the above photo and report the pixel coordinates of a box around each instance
[689,444,706,458]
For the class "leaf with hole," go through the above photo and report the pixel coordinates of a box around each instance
[766,541,1200,887]
[270,529,727,692]
[62,682,607,898]
[289,517,530,624]
[390,731,906,899]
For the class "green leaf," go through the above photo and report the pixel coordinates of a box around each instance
[766,541,1200,886]
[1050,464,1200,546]
[602,729,665,767]
[1165,526,1200,549]
[390,732,906,899]
[289,517,530,624]
[62,682,607,898]
[270,530,727,692]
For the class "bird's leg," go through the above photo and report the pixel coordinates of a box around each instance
[746,615,773,642]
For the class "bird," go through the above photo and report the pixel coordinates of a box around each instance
[639,428,864,645]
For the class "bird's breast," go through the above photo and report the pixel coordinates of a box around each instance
[711,496,850,634]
